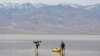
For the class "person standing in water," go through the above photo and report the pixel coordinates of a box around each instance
[60,41,65,52]
[60,41,65,56]
[33,40,41,53]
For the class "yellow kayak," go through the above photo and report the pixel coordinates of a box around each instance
[52,48,61,52]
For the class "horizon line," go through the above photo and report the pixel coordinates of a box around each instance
[0,35,100,41]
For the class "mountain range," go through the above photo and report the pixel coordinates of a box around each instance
[0,3,100,34]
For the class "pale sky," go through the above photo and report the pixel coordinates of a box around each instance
[0,0,100,5]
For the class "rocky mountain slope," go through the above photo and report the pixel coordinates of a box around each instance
[0,3,100,34]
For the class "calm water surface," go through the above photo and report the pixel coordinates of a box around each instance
[0,40,100,56]
[0,49,100,56]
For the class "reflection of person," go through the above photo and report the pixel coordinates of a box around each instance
[33,40,41,52]
[60,41,65,51]
[35,50,39,56]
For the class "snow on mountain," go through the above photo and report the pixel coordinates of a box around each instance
[0,3,99,9]
[69,4,82,8]
[85,5,97,10]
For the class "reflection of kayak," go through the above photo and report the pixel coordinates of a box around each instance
[52,52,61,56]
[52,48,61,52]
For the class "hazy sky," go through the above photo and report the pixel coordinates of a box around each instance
[0,0,100,5]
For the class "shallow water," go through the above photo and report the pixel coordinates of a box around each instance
[0,40,100,56]
[0,49,100,56]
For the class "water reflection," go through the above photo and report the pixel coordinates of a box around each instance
[61,51,65,56]
[34,49,66,56]
[35,50,39,56]
[52,51,65,56]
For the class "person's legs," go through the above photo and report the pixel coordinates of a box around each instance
[36,45,38,51]
[62,45,64,51]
